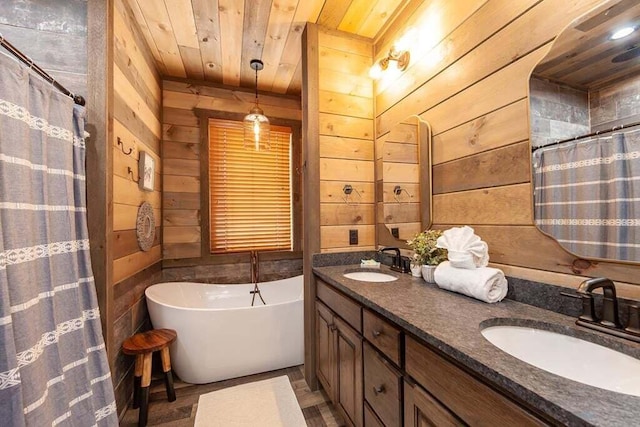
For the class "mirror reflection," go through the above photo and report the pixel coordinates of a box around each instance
[529,0,640,262]
[376,115,432,248]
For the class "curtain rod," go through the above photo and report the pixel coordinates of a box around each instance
[0,33,85,106]
[532,120,640,152]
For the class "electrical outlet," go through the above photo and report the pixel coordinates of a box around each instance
[349,229,358,245]
[391,227,399,238]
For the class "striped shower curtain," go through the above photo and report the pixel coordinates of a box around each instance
[532,129,640,262]
[0,53,117,425]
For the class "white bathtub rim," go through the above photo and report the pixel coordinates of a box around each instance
[145,274,304,312]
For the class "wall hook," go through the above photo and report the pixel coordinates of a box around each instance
[127,166,140,183]
[342,184,362,204]
[117,137,134,156]
[393,185,413,202]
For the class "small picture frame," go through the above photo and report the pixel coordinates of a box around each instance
[138,151,155,192]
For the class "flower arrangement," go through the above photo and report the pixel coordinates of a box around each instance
[407,229,448,266]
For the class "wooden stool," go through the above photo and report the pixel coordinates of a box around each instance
[122,328,177,427]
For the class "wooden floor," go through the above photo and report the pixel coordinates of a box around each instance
[120,365,344,426]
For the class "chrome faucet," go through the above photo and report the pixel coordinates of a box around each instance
[574,277,640,343]
[378,247,410,273]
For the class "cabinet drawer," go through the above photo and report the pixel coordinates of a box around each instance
[364,343,402,427]
[317,279,362,332]
[404,380,462,427]
[364,402,384,427]
[405,336,546,426]
[363,309,401,366]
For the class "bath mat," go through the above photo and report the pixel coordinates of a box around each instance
[194,375,306,426]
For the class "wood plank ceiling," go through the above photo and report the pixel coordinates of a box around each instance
[533,0,640,90]
[125,0,406,95]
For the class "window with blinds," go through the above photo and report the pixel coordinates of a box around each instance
[208,118,292,253]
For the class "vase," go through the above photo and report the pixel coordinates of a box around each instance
[410,263,422,277]
[421,265,437,283]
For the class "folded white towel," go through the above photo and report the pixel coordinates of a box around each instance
[434,261,508,303]
[436,226,489,268]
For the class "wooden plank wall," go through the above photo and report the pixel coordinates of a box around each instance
[317,28,375,252]
[111,0,163,416]
[161,78,301,260]
[0,0,88,96]
[374,0,640,287]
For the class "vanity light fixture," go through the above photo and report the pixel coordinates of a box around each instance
[369,29,417,80]
[370,48,410,79]
[243,59,270,151]
[369,46,411,80]
[610,26,636,40]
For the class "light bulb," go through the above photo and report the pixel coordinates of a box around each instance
[253,119,260,150]
[369,62,383,80]
[611,26,636,40]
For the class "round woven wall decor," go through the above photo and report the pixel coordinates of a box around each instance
[136,201,155,252]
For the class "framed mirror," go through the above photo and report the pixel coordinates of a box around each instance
[529,0,640,263]
[376,115,432,248]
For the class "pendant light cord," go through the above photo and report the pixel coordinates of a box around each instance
[254,66,259,107]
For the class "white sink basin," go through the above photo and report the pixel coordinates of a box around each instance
[482,325,640,396]
[343,271,398,282]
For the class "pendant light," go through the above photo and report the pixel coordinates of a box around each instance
[243,59,270,151]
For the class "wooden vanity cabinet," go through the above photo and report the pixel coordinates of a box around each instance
[405,337,547,426]
[316,301,335,398]
[364,342,402,427]
[365,402,386,427]
[316,280,363,427]
[363,309,402,365]
[335,315,363,427]
[314,277,548,427]
[404,379,463,427]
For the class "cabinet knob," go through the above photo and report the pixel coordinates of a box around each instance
[372,330,382,338]
[373,384,386,395]
[329,324,337,332]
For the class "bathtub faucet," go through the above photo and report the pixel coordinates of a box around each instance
[250,250,259,284]
[249,251,266,306]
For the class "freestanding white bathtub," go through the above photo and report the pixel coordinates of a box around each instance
[145,275,304,384]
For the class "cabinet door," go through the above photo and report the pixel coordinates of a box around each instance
[335,316,363,427]
[404,380,463,427]
[364,343,402,427]
[316,301,336,399]
[406,337,546,426]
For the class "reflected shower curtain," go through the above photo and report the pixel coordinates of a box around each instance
[0,54,117,425]
[532,129,640,262]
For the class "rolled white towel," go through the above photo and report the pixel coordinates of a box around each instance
[446,243,489,269]
[436,226,489,268]
[434,261,508,303]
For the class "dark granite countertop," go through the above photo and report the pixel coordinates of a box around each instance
[313,264,640,427]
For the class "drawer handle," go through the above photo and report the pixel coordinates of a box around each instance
[329,324,337,332]
[371,330,382,338]
[373,385,386,395]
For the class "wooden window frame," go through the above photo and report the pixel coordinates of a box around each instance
[191,109,302,266]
